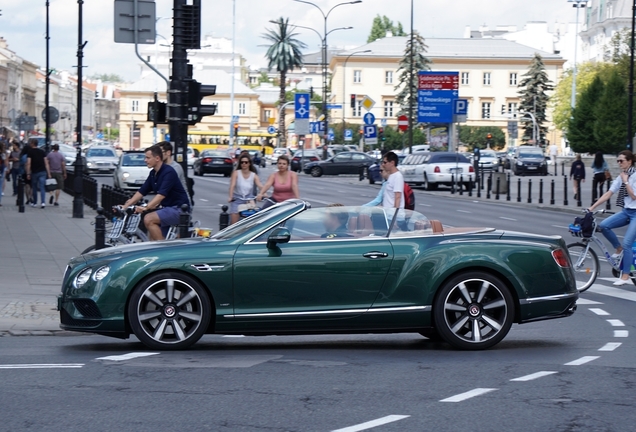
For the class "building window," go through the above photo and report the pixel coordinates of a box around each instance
[353,70,361,84]
[238,103,246,115]
[461,72,469,85]
[263,109,271,122]
[509,73,518,86]
[131,100,139,112]
[353,100,362,117]
[384,100,394,117]
[507,102,518,116]
[481,102,491,119]
[385,71,393,84]
[483,72,491,86]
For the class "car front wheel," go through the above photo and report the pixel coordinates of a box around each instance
[128,272,212,350]
[310,166,323,177]
[434,272,514,350]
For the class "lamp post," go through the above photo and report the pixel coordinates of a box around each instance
[294,0,361,150]
[342,50,371,125]
[45,0,51,153]
[408,0,414,153]
[628,0,636,150]
[73,0,86,219]
[568,0,587,109]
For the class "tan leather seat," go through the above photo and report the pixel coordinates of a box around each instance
[429,219,444,233]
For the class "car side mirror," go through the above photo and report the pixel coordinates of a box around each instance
[267,227,291,249]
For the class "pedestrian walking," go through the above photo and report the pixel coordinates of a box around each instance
[0,142,6,206]
[45,144,66,206]
[591,151,609,204]
[25,138,51,208]
[9,141,21,196]
[381,151,405,209]
[549,142,558,165]
[363,167,389,207]
[228,152,263,224]
[257,155,299,209]
[18,144,32,205]
[570,154,586,201]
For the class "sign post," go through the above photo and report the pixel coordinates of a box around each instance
[294,93,310,136]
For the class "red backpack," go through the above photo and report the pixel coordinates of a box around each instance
[404,183,415,210]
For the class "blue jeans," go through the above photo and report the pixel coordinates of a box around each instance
[0,167,4,204]
[31,171,47,205]
[598,208,636,273]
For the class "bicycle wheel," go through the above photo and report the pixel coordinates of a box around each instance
[567,242,599,293]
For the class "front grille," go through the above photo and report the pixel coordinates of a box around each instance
[60,309,100,327]
[72,299,103,318]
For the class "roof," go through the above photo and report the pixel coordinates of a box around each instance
[122,69,255,95]
[251,82,279,105]
[337,36,564,61]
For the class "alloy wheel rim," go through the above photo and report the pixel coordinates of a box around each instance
[136,278,204,344]
[442,278,507,344]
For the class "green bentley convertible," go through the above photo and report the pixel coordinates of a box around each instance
[58,199,578,350]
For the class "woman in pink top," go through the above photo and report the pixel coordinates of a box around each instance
[257,155,299,208]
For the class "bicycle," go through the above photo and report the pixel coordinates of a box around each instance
[567,209,636,292]
[81,205,149,254]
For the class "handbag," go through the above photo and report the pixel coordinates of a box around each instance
[45,178,58,192]
[605,169,612,180]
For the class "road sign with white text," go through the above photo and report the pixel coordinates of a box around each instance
[364,125,377,145]
[417,71,459,124]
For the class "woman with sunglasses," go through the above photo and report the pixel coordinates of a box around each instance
[257,155,299,209]
[228,152,263,224]
[588,150,636,285]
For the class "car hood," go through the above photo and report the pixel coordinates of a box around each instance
[118,166,150,175]
[75,237,213,264]
[87,157,118,162]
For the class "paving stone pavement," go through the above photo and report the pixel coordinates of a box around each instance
[0,190,96,336]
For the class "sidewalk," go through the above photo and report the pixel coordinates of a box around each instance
[0,191,96,336]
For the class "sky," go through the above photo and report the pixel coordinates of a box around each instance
[0,0,578,82]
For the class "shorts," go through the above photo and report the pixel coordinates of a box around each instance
[51,172,64,190]
[230,197,254,214]
[156,206,182,228]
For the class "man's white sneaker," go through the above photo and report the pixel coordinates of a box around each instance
[30,203,36,207]
[41,203,45,208]
[613,278,631,286]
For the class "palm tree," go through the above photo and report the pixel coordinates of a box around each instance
[262,17,306,146]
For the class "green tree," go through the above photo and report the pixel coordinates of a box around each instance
[262,17,306,146]
[593,71,628,154]
[367,15,407,43]
[517,53,554,143]
[567,75,605,154]
[89,73,125,83]
[394,30,431,126]
[458,126,506,150]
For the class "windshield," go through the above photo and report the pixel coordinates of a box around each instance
[121,153,147,166]
[86,148,116,158]
[59,144,76,153]
[481,151,496,158]
[210,201,300,241]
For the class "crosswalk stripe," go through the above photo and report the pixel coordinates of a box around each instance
[95,352,160,361]
[587,284,636,302]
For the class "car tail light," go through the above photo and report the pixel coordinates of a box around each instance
[434,166,440,173]
[552,249,570,268]
[469,166,475,172]
[310,156,318,161]
[202,157,212,163]
[293,157,300,162]
[224,158,233,164]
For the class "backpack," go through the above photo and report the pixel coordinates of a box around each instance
[404,183,415,210]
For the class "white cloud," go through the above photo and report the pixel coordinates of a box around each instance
[1,0,577,81]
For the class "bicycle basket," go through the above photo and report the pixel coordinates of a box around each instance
[124,213,142,234]
[107,217,126,239]
[568,223,583,237]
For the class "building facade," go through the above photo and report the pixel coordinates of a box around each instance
[580,0,632,62]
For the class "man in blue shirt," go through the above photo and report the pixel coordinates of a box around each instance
[124,145,190,240]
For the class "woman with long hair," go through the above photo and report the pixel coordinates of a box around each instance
[589,150,636,285]
[591,151,609,203]
[257,155,299,209]
[228,151,263,224]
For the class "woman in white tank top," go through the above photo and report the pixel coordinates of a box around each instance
[228,152,263,224]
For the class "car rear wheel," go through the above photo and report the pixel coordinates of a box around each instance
[310,166,323,177]
[128,272,212,350]
[423,174,437,191]
[434,272,514,350]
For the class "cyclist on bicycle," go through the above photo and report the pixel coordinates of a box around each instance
[123,145,190,241]
[588,150,636,286]
[228,152,263,224]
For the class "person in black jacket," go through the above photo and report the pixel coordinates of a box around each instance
[570,154,586,200]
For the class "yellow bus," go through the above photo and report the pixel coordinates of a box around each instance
[188,130,277,156]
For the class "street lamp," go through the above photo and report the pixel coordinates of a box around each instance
[342,50,371,125]
[568,0,588,109]
[294,0,362,150]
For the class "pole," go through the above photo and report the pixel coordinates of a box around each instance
[408,0,414,154]
[45,0,51,153]
[229,0,236,147]
[323,14,329,151]
[628,0,636,150]
[171,0,190,178]
[570,1,581,109]
[72,0,85,219]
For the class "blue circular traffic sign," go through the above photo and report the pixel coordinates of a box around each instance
[363,112,376,125]
[267,126,277,134]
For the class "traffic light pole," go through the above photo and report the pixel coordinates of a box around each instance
[170,0,190,176]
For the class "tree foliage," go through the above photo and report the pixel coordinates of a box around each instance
[89,73,125,83]
[593,71,628,154]
[567,75,604,154]
[394,31,431,126]
[367,15,407,43]
[458,126,506,150]
[517,53,554,143]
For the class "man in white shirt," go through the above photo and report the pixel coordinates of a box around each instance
[549,142,558,165]
[381,151,404,209]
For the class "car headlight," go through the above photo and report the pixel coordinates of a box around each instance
[122,172,130,179]
[74,268,92,288]
[92,266,110,281]
[86,162,93,167]
[517,161,523,166]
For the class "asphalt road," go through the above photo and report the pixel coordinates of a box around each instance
[7,169,630,431]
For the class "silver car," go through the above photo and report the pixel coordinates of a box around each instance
[113,152,150,190]
[85,146,119,174]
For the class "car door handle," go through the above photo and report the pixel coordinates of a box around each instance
[363,251,389,259]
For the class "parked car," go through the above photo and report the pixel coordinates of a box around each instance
[267,148,293,164]
[368,154,407,184]
[192,149,234,177]
[511,146,548,176]
[398,152,475,190]
[58,199,578,350]
[503,147,518,169]
[477,150,499,171]
[113,151,150,190]
[247,150,266,168]
[187,147,197,168]
[303,151,377,177]
[85,146,119,174]
[291,149,323,172]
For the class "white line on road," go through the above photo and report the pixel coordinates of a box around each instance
[589,308,610,316]
[614,330,629,338]
[419,203,432,207]
[588,284,636,302]
[499,217,517,221]
[222,335,246,338]
[331,415,410,432]
[199,198,209,202]
[456,210,471,214]
[510,371,558,382]
[551,225,569,229]
[576,298,603,305]
[440,388,497,402]
[564,356,600,366]
[0,364,84,369]
[95,352,160,362]
[599,342,622,351]
[607,319,625,327]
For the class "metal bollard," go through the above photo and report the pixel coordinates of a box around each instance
[480,167,485,190]
[459,175,464,195]
[495,176,500,200]
[550,179,555,205]
[605,179,611,210]
[506,174,511,201]
[554,161,557,176]
[468,178,473,197]
[476,177,481,198]
[576,178,582,207]
[451,174,455,195]
[563,176,569,206]
[179,204,191,239]
[95,207,106,250]
[17,175,25,213]
[486,176,491,199]
[539,179,544,204]
[219,204,230,231]
[517,178,522,203]
[561,162,565,176]
[527,179,532,204]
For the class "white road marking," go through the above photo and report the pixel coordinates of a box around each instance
[589,308,610,316]
[440,388,497,402]
[419,203,432,207]
[331,415,410,432]
[95,352,160,361]
[499,217,517,221]
[0,364,84,369]
[551,225,569,229]
[456,210,471,214]
[576,298,603,305]
[598,277,623,283]
[510,371,557,382]
[599,342,622,351]
[564,356,600,366]
[199,198,208,202]
[222,335,246,338]
[588,284,636,302]
[614,330,629,338]
[607,319,625,327]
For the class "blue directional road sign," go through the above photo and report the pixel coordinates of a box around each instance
[364,124,377,145]
[363,112,376,125]
[326,104,342,110]
[417,89,459,123]
[381,118,387,127]
[344,129,353,142]
[294,93,310,119]
[310,122,318,133]
[232,115,240,123]
[328,128,334,141]
[267,125,277,134]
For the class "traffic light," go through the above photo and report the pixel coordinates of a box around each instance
[359,127,364,135]
[378,127,385,141]
[310,86,314,98]
[233,122,239,136]
[350,94,356,108]
[486,133,492,140]
[147,92,167,126]
[186,79,217,125]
